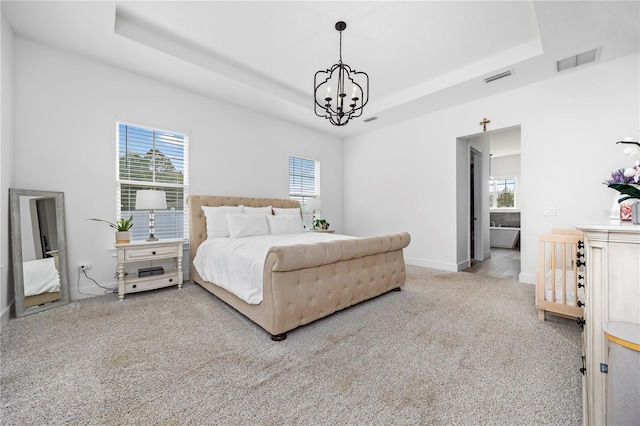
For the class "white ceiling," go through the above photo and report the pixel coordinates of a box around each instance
[2,1,639,138]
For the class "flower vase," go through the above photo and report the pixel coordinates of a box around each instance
[610,195,621,220]
[633,203,640,225]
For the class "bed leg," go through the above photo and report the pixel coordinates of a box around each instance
[271,333,287,341]
[538,310,545,321]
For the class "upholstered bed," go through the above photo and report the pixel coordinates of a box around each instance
[188,195,411,340]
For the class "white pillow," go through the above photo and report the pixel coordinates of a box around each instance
[227,213,269,238]
[273,207,301,216]
[267,214,305,234]
[201,205,244,239]
[244,206,272,215]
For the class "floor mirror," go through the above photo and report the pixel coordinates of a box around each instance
[9,188,70,317]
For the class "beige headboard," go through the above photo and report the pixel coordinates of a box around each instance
[187,195,300,267]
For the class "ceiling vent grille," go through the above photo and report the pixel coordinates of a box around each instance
[484,70,512,83]
[363,117,378,123]
[556,48,599,72]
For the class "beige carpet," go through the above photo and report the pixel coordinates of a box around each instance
[1,266,582,425]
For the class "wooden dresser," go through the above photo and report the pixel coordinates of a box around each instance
[575,223,640,425]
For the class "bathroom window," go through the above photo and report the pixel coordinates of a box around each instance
[489,177,516,208]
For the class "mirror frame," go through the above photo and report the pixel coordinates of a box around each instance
[9,188,70,317]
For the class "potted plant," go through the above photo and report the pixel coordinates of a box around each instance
[89,215,134,243]
[312,219,330,230]
[604,138,640,224]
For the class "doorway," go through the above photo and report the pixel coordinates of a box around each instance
[456,126,521,280]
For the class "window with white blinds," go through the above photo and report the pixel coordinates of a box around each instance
[117,122,189,241]
[489,176,516,209]
[289,155,320,229]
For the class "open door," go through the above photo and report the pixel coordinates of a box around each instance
[470,148,484,262]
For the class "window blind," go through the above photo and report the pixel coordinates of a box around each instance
[489,177,516,208]
[289,155,320,229]
[117,122,189,241]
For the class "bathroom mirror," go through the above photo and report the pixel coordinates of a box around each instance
[9,188,70,317]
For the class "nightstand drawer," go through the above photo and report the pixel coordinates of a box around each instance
[125,272,180,293]
[123,245,180,261]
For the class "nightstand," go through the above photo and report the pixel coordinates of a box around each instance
[115,239,183,300]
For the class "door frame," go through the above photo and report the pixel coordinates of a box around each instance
[469,147,484,262]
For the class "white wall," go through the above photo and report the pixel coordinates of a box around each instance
[344,53,639,283]
[10,37,343,300]
[1,11,15,326]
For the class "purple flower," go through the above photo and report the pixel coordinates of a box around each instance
[603,168,634,185]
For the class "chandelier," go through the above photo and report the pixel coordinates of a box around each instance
[314,21,369,126]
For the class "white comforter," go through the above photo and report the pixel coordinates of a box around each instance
[23,257,60,296]
[193,233,352,304]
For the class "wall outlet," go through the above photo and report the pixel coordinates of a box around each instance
[544,206,557,216]
[77,264,92,270]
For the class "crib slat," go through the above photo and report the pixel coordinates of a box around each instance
[536,229,585,321]
[551,242,557,304]
[561,241,567,305]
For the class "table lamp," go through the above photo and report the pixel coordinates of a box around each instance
[135,190,166,241]
[306,198,322,222]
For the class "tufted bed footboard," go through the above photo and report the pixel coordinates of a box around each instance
[188,195,410,340]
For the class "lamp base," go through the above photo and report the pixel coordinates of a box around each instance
[147,209,158,241]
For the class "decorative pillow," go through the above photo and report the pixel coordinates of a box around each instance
[201,205,244,239]
[267,214,305,234]
[244,206,272,215]
[273,207,301,216]
[227,213,269,238]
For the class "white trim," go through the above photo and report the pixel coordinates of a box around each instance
[1,306,10,328]
[404,257,459,272]
[116,117,191,139]
[519,272,535,284]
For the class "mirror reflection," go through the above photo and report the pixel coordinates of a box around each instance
[20,196,61,307]
[10,189,70,317]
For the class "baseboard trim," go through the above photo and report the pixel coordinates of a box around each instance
[519,272,535,285]
[1,304,11,328]
[456,260,470,272]
[404,257,458,272]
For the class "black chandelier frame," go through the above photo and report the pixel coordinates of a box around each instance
[314,21,369,127]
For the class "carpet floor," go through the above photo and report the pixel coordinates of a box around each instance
[0,266,582,425]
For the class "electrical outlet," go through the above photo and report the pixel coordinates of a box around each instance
[77,264,92,270]
[544,206,557,216]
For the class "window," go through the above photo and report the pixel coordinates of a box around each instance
[289,155,320,229]
[117,122,189,241]
[489,177,516,208]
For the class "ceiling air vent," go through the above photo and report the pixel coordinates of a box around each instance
[484,70,512,83]
[363,117,378,123]
[556,48,598,72]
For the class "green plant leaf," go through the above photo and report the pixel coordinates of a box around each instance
[89,215,133,231]
[608,183,640,203]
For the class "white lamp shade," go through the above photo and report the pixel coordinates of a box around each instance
[135,190,167,210]
[306,198,322,211]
